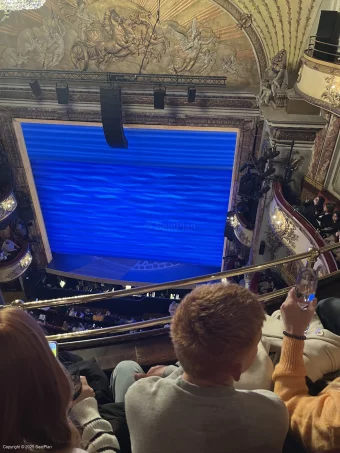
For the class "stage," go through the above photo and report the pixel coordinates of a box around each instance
[46,253,221,286]
[18,121,238,284]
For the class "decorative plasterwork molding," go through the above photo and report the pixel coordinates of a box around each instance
[236,13,253,30]
[302,55,340,78]
[230,214,253,247]
[269,126,318,142]
[322,77,340,108]
[0,246,32,283]
[294,65,340,116]
[269,206,299,253]
[212,0,268,77]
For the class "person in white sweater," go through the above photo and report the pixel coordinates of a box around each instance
[0,307,119,453]
[113,284,289,453]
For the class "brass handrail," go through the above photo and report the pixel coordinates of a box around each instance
[4,242,340,311]
[47,268,340,344]
[47,316,172,341]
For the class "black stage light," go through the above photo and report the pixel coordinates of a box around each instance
[257,185,271,197]
[56,82,69,105]
[263,167,276,177]
[154,86,166,109]
[267,149,280,159]
[187,87,196,103]
[239,162,249,172]
[29,80,42,98]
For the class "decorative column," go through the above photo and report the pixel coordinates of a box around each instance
[304,112,340,194]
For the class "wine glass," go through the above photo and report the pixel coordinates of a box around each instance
[295,267,318,334]
[296,267,318,303]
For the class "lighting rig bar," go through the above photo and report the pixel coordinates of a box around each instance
[0,69,227,87]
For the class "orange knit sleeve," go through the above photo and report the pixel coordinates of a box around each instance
[273,336,340,452]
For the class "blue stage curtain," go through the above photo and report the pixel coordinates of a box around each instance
[22,124,236,266]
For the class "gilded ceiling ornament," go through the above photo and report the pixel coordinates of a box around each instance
[322,76,340,107]
[247,0,275,54]
[272,0,285,47]
[236,13,252,30]
[284,0,292,57]
[293,0,303,64]
[259,0,279,52]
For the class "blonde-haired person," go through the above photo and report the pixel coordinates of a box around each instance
[273,289,340,453]
[117,284,288,453]
[0,307,120,453]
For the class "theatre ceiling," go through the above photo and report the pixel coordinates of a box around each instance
[0,0,322,90]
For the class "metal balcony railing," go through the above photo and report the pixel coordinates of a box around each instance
[2,242,340,343]
[306,35,340,63]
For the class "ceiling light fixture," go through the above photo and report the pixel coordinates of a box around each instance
[0,0,46,20]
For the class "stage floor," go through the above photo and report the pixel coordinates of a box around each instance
[46,253,220,286]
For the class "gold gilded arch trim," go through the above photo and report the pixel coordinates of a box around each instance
[212,0,268,78]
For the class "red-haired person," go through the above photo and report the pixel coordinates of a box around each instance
[113,284,289,453]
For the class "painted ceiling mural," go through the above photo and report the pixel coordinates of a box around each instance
[0,0,261,87]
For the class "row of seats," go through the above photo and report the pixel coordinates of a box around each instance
[1,282,340,453]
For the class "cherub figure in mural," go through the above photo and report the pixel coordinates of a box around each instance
[1,48,29,68]
[16,10,66,69]
[167,19,215,73]
[58,0,99,42]
[221,54,242,77]
[196,48,216,74]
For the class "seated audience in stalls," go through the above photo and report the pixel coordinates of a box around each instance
[319,211,340,238]
[111,284,289,453]
[0,307,120,453]
[324,230,340,264]
[317,202,335,229]
[273,290,340,453]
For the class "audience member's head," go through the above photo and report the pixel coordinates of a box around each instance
[171,284,265,385]
[0,308,80,450]
[324,202,335,214]
[314,195,324,206]
[332,211,340,223]
[314,196,325,215]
